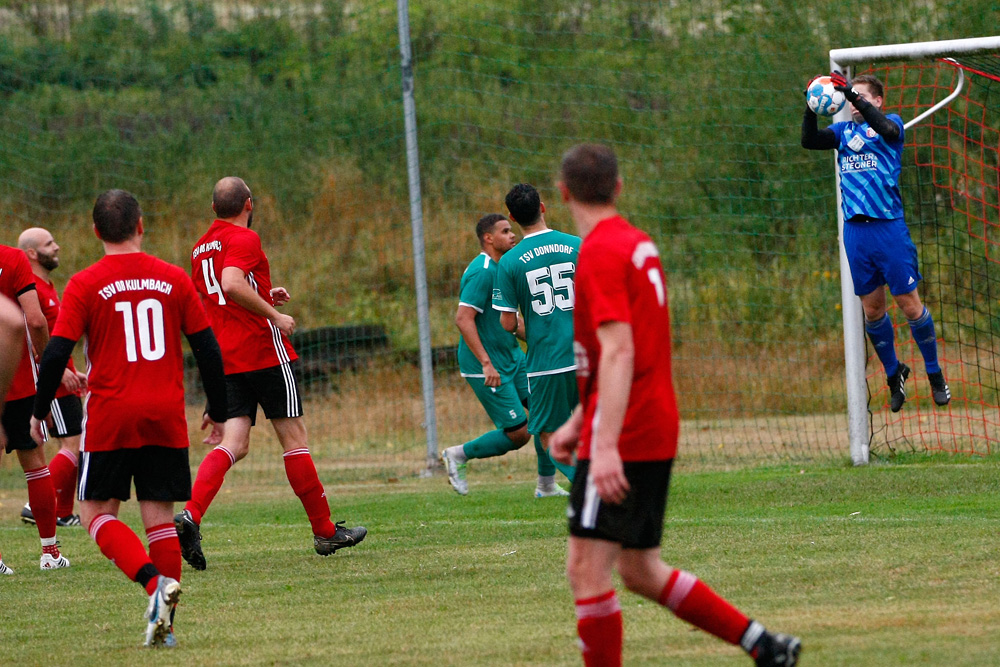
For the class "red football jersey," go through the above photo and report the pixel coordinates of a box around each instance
[36,277,78,399]
[52,253,211,452]
[0,245,37,401]
[190,220,297,374]
[573,216,679,462]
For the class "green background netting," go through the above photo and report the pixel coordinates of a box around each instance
[0,1,997,488]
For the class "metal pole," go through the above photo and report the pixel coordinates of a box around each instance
[830,59,870,465]
[397,0,439,471]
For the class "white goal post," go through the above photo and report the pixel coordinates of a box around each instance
[829,36,1000,465]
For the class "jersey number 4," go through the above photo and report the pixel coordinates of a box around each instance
[115,299,165,362]
[201,258,227,305]
[526,262,575,316]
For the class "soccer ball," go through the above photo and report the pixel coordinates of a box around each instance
[806,75,847,117]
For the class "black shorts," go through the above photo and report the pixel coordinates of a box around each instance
[77,447,191,502]
[49,394,83,438]
[226,362,303,426]
[2,396,38,453]
[568,459,673,549]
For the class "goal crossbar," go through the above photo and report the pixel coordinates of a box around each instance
[831,36,1000,66]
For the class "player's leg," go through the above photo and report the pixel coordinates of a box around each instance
[272,415,367,554]
[0,446,11,572]
[529,371,577,490]
[846,221,908,408]
[859,286,911,412]
[442,377,529,495]
[136,446,189,647]
[566,536,623,667]
[263,362,366,554]
[79,453,179,648]
[181,371,254,534]
[885,237,951,405]
[47,394,84,524]
[6,397,65,569]
[615,550,800,667]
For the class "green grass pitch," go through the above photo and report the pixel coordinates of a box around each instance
[1,457,998,665]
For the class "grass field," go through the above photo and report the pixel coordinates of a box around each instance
[1,456,999,665]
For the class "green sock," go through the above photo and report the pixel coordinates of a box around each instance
[462,429,520,460]
[553,458,575,483]
[534,434,555,476]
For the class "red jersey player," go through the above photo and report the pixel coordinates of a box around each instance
[175,176,365,571]
[549,144,801,667]
[0,241,67,571]
[17,227,88,527]
[0,294,28,575]
[31,190,229,648]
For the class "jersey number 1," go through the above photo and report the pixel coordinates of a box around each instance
[115,299,166,362]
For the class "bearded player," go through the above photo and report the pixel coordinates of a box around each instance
[176,176,366,570]
[18,227,88,527]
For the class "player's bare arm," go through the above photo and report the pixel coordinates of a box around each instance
[497,310,527,341]
[550,404,583,464]
[499,310,517,334]
[220,266,296,336]
[0,297,24,444]
[455,304,500,387]
[591,320,634,505]
[17,288,49,359]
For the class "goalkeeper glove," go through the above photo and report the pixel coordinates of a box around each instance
[830,71,860,103]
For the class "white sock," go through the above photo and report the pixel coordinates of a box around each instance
[537,475,556,488]
[448,446,468,464]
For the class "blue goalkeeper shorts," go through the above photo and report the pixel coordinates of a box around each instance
[843,217,922,296]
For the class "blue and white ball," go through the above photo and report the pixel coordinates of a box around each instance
[806,75,847,117]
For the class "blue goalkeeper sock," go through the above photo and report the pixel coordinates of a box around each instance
[908,307,941,374]
[534,434,556,477]
[865,313,900,378]
[462,429,520,460]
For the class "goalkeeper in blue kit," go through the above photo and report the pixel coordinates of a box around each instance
[802,72,950,412]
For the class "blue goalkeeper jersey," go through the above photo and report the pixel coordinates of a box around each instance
[830,114,905,221]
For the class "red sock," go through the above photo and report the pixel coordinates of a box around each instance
[186,447,235,524]
[48,449,78,517]
[146,523,181,583]
[575,590,623,667]
[90,514,155,584]
[25,467,57,540]
[282,448,336,538]
[658,569,751,646]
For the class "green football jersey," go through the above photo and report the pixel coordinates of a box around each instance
[493,228,581,376]
[457,252,524,380]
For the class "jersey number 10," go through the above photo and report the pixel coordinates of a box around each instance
[115,299,166,362]
[526,262,575,316]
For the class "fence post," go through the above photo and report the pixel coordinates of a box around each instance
[397,0,439,472]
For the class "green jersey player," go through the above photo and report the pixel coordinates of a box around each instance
[494,183,579,493]
[441,214,535,496]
